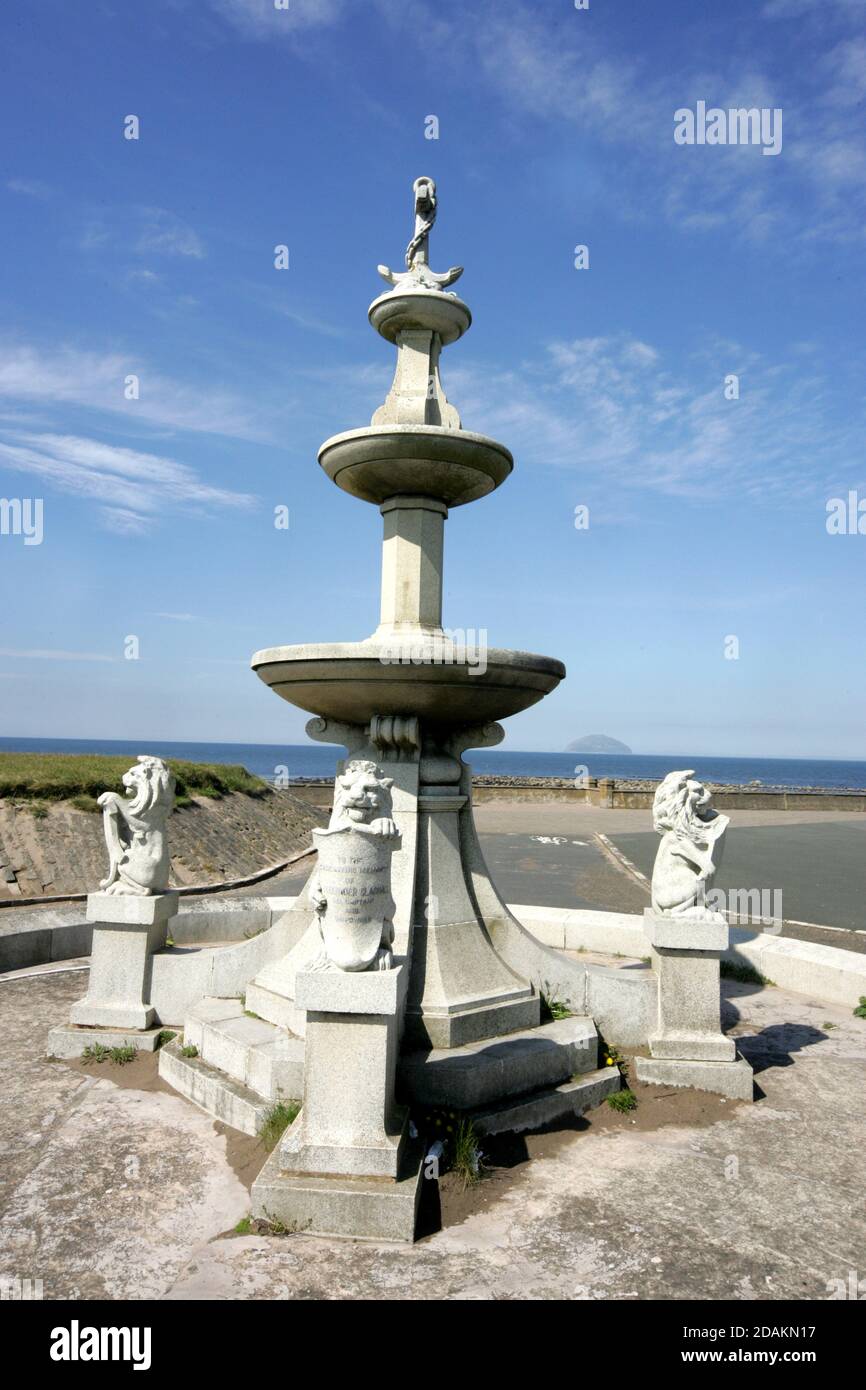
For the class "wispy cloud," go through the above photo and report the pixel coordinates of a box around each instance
[207,0,346,39]
[78,205,206,260]
[0,432,256,532]
[0,341,258,439]
[377,0,866,246]
[7,178,51,199]
[451,333,866,504]
[152,611,196,621]
[0,647,115,662]
[135,207,205,259]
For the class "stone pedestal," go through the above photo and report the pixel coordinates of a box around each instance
[68,891,177,1031]
[406,785,538,1047]
[251,961,423,1241]
[635,909,753,1101]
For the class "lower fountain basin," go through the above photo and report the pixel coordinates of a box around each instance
[251,640,565,726]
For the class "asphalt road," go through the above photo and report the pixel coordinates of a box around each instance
[239,807,866,954]
[610,822,866,935]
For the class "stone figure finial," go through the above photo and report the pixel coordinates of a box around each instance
[377,175,464,293]
[650,770,729,921]
[405,175,437,268]
[97,755,175,896]
[309,759,401,972]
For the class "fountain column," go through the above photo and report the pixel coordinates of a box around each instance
[376,495,446,637]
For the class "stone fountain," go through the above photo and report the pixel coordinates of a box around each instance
[246,176,565,1052]
[158,178,655,1240]
[41,180,750,1242]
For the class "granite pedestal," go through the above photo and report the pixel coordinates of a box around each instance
[635,908,754,1101]
[251,960,424,1240]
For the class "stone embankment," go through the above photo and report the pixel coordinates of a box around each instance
[0,790,326,901]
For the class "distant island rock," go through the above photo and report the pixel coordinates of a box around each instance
[565,735,633,754]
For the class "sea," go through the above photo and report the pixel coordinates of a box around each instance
[1,737,865,791]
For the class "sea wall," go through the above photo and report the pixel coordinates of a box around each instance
[287,778,866,812]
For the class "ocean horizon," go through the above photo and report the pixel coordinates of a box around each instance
[2,737,865,791]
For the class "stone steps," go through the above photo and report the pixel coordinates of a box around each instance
[182,997,304,1101]
[398,1014,601,1110]
[470,1067,620,1136]
[158,1040,271,1136]
[161,999,615,1144]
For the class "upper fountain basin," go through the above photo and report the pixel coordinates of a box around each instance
[318,425,513,507]
[251,640,565,726]
[369,287,471,344]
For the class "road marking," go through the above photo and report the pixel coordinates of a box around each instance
[781,918,863,935]
[594,833,651,890]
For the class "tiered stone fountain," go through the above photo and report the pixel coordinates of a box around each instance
[163,179,645,1239]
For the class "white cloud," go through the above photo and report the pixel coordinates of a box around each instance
[208,0,345,38]
[377,0,865,246]
[762,0,863,17]
[822,36,866,106]
[100,507,154,535]
[0,432,256,532]
[6,178,50,199]
[0,648,115,662]
[135,207,205,259]
[450,333,866,505]
[0,341,258,439]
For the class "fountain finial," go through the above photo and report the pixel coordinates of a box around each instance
[405,175,436,268]
[377,175,463,293]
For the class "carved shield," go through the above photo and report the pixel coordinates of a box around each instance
[312,825,397,971]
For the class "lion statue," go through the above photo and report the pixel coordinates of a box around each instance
[650,770,729,920]
[97,755,175,896]
[326,759,399,838]
[309,759,400,971]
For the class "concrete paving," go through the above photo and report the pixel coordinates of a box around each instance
[1,965,864,1300]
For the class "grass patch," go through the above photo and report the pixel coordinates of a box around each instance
[720,960,774,987]
[234,1216,252,1236]
[180,1043,198,1058]
[81,1042,136,1065]
[539,980,572,1022]
[155,1029,176,1049]
[854,997,866,1020]
[259,1100,301,1151]
[244,1009,262,1020]
[412,1106,485,1186]
[607,1088,637,1113]
[451,1118,484,1188]
[0,752,268,806]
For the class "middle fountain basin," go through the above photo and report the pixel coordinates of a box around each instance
[251,641,565,725]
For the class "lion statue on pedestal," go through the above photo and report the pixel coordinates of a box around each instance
[650,769,729,920]
[98,755,175,896]
[309,759,401,971]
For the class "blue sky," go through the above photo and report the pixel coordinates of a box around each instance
[1,0,865,758]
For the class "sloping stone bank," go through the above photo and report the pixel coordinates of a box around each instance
[0,790,326,900]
